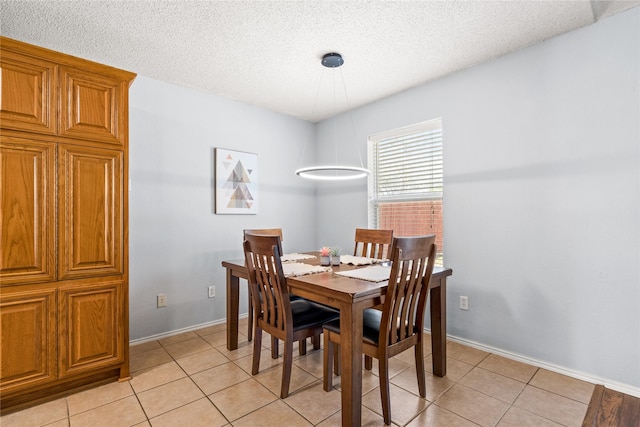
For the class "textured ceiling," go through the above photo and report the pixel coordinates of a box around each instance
[2,1,639,122]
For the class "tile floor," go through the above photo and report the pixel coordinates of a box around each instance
[1,319,594,426]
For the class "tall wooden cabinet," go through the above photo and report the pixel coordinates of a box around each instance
[0,37,135,412]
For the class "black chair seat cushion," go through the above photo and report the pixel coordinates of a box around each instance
[291,299,340,330]
[323,308,382,346]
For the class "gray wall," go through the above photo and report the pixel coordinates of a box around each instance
[129,78,318,340]
[316,9,639,392]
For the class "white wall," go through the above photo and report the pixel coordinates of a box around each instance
[316,9,640,391]
[129,78,318,340]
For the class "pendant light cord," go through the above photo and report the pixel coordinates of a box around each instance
[297,69,325,170]
[339,66,366,170]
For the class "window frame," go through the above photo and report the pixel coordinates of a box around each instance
[367,118,444,264]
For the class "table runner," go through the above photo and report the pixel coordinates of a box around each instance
[339,255,383,266]
[334,265,391,282]
[281,253,317,262]
[282,262,331,277]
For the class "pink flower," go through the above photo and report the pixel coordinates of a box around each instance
[320,246,330,256]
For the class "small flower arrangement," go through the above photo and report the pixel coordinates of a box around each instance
[330,247,341,256]
[320,246,331,266]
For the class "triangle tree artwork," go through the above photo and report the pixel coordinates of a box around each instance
[216,148,258,214]
[223,154,254,209]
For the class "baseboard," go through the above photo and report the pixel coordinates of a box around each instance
[440,331,640,399]
[129,316,243,345]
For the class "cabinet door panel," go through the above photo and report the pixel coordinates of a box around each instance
[59,67,126,147]
[58,281,123,376]
[0,50,56,134]
[59,145,123,279]
[0,287,57,393]
[0,137,56,285]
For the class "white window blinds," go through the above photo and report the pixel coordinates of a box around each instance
[369,119,443,203]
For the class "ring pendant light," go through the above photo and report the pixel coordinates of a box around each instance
[295,53,370,181]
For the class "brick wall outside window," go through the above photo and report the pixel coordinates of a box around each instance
[378,200,443,264]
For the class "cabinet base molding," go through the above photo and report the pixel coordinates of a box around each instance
[0,368,121,415]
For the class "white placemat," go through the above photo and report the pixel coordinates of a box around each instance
[334,265,391,282]
[281,253,317,262]
[282,262,331,277]
[339,255,381,266]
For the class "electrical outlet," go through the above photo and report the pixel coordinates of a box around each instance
[459,295,469,310]
[157,293,167,307]
[208,286,215,298]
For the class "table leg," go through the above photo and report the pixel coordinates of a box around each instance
[226,269,240,350]
[340,301,364,427]
[430,278,447,377]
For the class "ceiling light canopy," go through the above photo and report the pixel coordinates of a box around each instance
[321,52,344,68]
[295,52,370,181]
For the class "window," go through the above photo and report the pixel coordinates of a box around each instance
[368,119,444,265]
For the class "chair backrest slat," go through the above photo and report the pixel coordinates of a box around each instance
[380,236,437,346]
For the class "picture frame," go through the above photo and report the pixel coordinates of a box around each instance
[215,148,258,214]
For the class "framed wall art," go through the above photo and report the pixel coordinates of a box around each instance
[215,148,258,214]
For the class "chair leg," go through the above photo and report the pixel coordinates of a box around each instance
[365,355,373,370]
[299,339,307,355]
[323,331,333,391]
[247,294,253,341]
[312,334,321,350]
[378,355,391,425]
[415,341,426,397]
[272,336,279,359]
[333,344,340,375]
[251,327,262,375]
[281,337,294,398]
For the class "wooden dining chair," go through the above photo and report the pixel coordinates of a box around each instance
[244,233,339,398]
[243,228,283,342]
[243,228,316,357]
[353,228,394,259]
[323,235,437,425]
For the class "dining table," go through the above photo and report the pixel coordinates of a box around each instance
[221,253,453,427]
